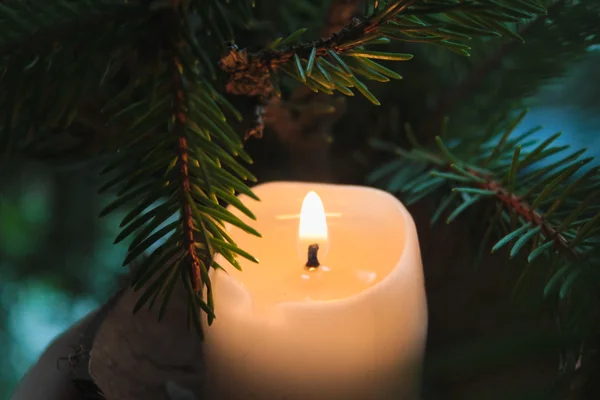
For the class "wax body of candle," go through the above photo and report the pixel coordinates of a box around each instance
[203,182,427,400]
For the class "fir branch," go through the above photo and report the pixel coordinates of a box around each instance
[0,0,261,334]
[369,111,600,273]
[382,137,580,260]
[221,0,546,105]
[97,4,260,335]
[369,114,600,373]
[219,0,415,98]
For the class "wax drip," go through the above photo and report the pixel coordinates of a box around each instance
[306,243,320,268]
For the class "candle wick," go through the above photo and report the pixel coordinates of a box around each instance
[306,244,320,268]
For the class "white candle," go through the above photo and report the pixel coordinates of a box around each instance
[203,182,428,400]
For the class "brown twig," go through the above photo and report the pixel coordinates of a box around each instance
[478,178,574,258]
[172,55,202,291]
[417,146,577,258]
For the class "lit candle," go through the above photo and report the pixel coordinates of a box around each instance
[203,182,428,400]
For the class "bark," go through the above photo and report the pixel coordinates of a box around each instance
[88,283,205,400]
[11,282,208,400]
[11,311,98,400]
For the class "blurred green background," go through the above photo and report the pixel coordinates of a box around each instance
[0,165,131,398]
[1,3,599,398]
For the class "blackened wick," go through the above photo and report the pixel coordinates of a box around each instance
[306,243,320,268]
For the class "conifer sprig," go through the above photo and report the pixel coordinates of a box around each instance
[221,0,546,104]
[97,3,259,335]
[368,112,600,345]
[0,0,260,334]
[0,0,558,339]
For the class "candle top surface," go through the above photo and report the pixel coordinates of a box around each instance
[214,182,408,308]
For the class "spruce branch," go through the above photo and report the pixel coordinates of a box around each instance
[369,111,600,382]
[220,0,546,107]
[97,4,259,336]
[0,0,260,336]
[368,112,600,355]
[388,135,587,262]
[393,146,581,261]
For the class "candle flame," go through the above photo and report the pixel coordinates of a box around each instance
[298,191,328,241]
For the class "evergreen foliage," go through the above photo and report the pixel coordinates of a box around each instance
[2,0,600,397]
[0,0,551,337]
[369,112,600,362]
[2,3,599,385]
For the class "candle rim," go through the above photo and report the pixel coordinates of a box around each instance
[212,181,419,309]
